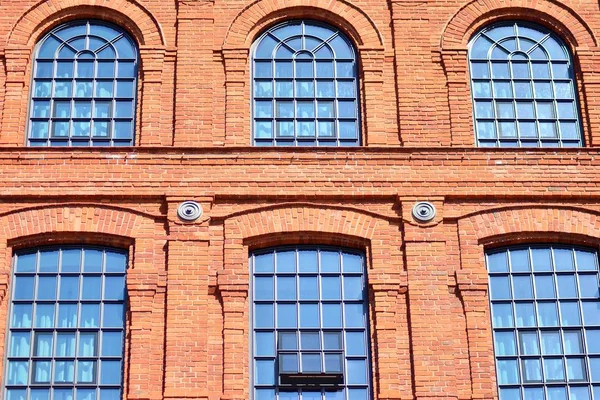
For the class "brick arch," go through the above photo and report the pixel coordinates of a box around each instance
[222,0,384,49]
[220,204,402,285]
[458,206,600,278]
[6,0,165,48]
[441,0,596,49]
[0,205,159,241]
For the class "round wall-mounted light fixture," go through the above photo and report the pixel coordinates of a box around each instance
[177,201,203,221]
[412,201,436,223]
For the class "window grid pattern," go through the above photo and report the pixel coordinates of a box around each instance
[29,21,138,147]
[487,246,600,400]
[252,21,360,146]
[469,22,582,147]
[4,247,127,400]
[251,247,371,400]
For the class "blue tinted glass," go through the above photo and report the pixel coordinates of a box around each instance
[299,303,319,328]
[277,251,295,273]
[299,276,318,299]
[535,275,555,298]
[10,332,31,357]
[56,333,76,357]
[321,251,340,272]
[60,276,80,300]
[100,360,121,384]
[101,331,122,357]
[103,303,123,327]
[321,276,340,299]
[579,275,599,297]
[583,302,600,325]
[347,359,367,384]
[57,303,77,327]
[558,275,578,298]
[255,360,275,385]
[39,251,59,272]
[498,359,520,384]
[277,304,297,328]
[277,276,296,300]
[345,303,364,327]
[343,253,362,272]
[38,276,57,299]
[253,22,359,146]
[105,252,126,272]
[13,276,34,300]
[255,332,274,356]
[81,304,100,327]
[490,276,511,299]
[104,276,125,300]
[544,358,565,381]
[492,303,514,328]
[12,304,33,328]
[17,253,36,272]
[515,302,536,327]
[62,249,81,272]
[495,331,517,355]
[538,302,559,326]
[255,276,274,300]
[255,304,274,328]
[322,303,342,328]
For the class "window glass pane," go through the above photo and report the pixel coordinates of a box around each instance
[470,22,580,147]
[251,246,369,395]
[253,21,359,145]
[29,22,137,146]
[489,246,599,397]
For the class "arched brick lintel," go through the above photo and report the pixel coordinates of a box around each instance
[6,0,165,49]
[221,205,402,285]
[222,0,384,49]
[0,205,159,242]
[458,206,600,278]
[441,0,596,49]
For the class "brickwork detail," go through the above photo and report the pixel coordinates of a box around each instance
[0,0,599,399]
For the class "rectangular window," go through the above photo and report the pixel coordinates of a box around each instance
[4,247,127,400]
[487,246,600,400]
[251,247,371,399]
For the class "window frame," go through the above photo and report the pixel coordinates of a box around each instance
[486,244,600,400]
[249,245,372,400]
[3,245,128,400]
[26,20,139,147]
[250,20,362,147]
[468,21,584,148]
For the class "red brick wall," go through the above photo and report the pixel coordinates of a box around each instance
[0,0,599,399]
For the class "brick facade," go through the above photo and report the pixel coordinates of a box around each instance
[0,0,599,399]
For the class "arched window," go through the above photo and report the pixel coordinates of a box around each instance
[252,21,360,146]
[250,246,372,399]
[487,245,600,400]
[469,22,582,147]
[28,21,138,146]
[4,246,127,400]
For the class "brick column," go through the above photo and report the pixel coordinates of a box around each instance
[401,197,458,400]
[576,47,600,147]
[173,2,216,146]
[222,48,250,146]
[406,241,458,400]
[218,282,249,400]
[0,46,30,145]
[359,47,388,145]
[138,46,168,146]
[163,197,214,400]
[440,49,474,147]
[370,278,410,400]
[125,237,167,400]
[455,271,497,400]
